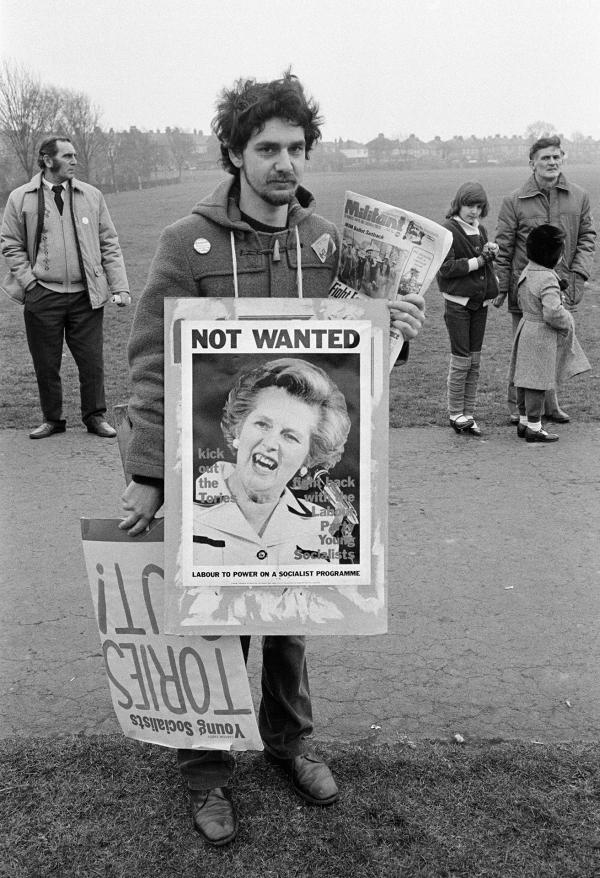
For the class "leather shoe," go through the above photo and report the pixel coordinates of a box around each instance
[525,427,559,443]
[509,414,520,425]
[265,752,339,805]
[86,415,117,438]
[545,409,570,423]
[517,422,527,438]
[190,787,237,846]
[29,421,66,440]
[449,415,474,434]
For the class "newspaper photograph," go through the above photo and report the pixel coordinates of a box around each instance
[163,298,390,636]
[330,191,453,365]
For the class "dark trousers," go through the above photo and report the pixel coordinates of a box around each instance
[178,635,312,790]
[23,286,106,424]
[443,299,488,356]
[516,387,545,421]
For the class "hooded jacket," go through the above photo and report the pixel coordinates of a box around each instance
[0,172,129,308]
[495,173,596,313]
[126,177,341,479]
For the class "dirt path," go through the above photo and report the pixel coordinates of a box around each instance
[1,423,599,743]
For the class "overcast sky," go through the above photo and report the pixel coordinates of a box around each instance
[2,0,599,142]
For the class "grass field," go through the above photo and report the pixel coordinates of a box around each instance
[2,736,600,878]
[1,163,599,429]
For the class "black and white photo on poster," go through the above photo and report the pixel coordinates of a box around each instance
[182,321,369,586]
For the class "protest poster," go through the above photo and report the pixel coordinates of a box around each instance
[81,517,262,750]
[330,191,452,367]
[163,297,389,636]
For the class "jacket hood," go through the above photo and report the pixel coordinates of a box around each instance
[190,176,317,230]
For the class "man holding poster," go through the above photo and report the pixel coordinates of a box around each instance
[120,72,425,846]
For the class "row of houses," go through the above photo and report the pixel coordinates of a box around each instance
[312,132,600,170]
[2,125,598,198]
[90,126,600,177]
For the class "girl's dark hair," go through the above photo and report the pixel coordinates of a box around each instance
[211,71,323,175]
[446,181,489,219]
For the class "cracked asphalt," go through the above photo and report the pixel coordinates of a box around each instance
[1,422,599,744]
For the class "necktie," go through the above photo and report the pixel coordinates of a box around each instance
[52,185,64,215]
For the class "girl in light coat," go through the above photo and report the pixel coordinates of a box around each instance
[509,224,590,443]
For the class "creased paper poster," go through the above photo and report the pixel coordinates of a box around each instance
[163,297,389,635]
[81,518,262,750]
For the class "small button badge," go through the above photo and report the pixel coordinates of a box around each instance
[193,238,211,254]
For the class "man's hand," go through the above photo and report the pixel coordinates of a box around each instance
[564,273,586,311]
[111,292,131,307]
[492,292,506,309]
[388,294,426,340]
[119,481,164,536]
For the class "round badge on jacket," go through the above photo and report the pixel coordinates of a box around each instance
[193,238,211,254]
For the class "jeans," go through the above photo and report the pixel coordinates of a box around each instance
[177,635,312,790]
[443,300,488,357]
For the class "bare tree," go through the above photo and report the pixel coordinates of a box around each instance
[166,126,195,181]
[0,61,62,179]
[58,89,104,182]
[524,120,558,143]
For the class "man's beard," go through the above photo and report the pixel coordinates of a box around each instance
[243,167,297,206]
[262,189,296,206]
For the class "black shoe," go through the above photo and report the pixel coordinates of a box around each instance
[449,415,474,434]
[517,422,528,438]
[509,414,520,425]
[465,420,481,436]
[29,421,66,439]
[190,787,237,846]
[264,752,339,805]
[85,415,117,438]
[545,409,570,423]
[525,427,559,443]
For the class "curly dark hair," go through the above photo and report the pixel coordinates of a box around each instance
[211,71,323,175]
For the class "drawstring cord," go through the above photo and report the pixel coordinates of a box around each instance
[230,232,239,298]
[229,227,303,298]
[295,226,303,298]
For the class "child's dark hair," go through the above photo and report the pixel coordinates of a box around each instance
[446,182,489,219]
[526,223,565,268]
[211,71,323,175]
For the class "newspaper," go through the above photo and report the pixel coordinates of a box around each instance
[330,191,452,366]
[163,297,390,635]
